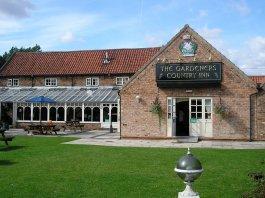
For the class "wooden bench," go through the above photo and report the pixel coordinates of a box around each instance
[62,121,84,132]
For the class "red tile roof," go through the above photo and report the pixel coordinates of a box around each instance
[250,76,265,84]
[0,47,161,77]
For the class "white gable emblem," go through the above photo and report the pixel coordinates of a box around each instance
[179,34,198,56]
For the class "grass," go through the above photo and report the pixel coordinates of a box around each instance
[0,136,264,198]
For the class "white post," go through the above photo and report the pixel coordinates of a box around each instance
[0,102,2,120]
[100,104,103,124]
[30,103,33,122]
[47,103,50,121]
[82,103,84,122]
[12,102,17,126]
[64,103,67,122]
[109,104,112,128]
[117,99,120,133]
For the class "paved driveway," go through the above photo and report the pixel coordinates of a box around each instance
[64,131,265,149]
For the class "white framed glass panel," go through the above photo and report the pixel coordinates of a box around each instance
[49,107,56,121]
[41,107,47,121]
[84,107,92,121]
[111,107,117,122]
[92,107,100,122]
[24,107,31,121]
[13,79,19,86]
[45,78,57,86]
[17,107,23,120]
[7,79,12,86]
[67,107,74,121]
[116,77,129,86]
[75,107,82,121]
[33,107,40,121]
[86,77,99,86]
[57,107,64,121]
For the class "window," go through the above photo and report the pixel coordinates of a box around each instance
[33,107,40,121]
[49,107,56,121]
[84,107,92,122]
[190,99,203,119]
[116,77,129,86]
[111,107,118,122]
[17,107,23,120]
[7,79,19,87]
[67,107,74,121]
[75,107,82,121]
[57,107,64,121]
[103,106,109,122]
[45,78,57,86]
[24,107,31,121]
[41,107,48,121]
[92,107,100,122]
[86,77,99,86]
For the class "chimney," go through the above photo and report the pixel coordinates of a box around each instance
[103,51,111,64]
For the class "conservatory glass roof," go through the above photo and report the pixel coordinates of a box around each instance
[0,87,119,103]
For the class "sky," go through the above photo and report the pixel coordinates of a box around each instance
[0,0,264,75]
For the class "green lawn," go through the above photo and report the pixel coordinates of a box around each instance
[0,136,264,198]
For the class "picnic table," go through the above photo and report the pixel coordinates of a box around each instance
[62,120,84,132]
[28,124,60,135]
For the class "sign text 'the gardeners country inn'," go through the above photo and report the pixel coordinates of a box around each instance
[156,62,222,87]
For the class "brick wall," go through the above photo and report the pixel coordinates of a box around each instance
[120,26,258,140]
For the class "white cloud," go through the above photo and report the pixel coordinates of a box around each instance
[198,10,208,18]
[198,27,265,75]
[0,19,22,35]
[0,0,35,18]
[60,32,74,43]
[198,27,225,51]
[229,0,251,16]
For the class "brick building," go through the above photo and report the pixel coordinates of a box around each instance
[120,25,265,141]
[0,25,264,140]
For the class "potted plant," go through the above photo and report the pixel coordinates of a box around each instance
[214,103,229,119]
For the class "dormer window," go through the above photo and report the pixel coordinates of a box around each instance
[116,77,129,86]
[7,78,19,87]
[86,77,99,86]
[45,78,57,86]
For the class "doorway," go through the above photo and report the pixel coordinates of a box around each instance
[175,100,189,136]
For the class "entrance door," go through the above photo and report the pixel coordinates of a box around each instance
[189,98,213,137]
[175,100,189,136]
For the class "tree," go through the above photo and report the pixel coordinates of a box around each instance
[0,44,41,68]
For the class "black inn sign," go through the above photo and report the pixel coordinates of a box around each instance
[156,62,222,88]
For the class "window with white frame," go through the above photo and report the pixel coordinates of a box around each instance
[116,77,129,86]
[86,77,99,86]
[7,78,19,87]
[45,78,57,86]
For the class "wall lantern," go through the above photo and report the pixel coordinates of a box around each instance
[174,148,203,198]
[135,95,141,103]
